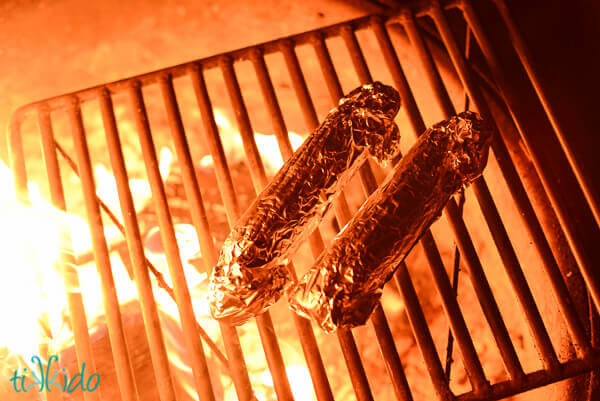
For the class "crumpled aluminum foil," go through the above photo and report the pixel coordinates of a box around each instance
[209,82,402,325]
[288,111,492,333]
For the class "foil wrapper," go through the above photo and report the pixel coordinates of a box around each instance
[209,82,402,325]
[288,111,492,332]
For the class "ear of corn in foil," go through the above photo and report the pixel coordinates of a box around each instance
[209,82,402,325]
[288,111,492,333]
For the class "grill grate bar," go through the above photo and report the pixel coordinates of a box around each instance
[491,0,600,230]
[463,0,600,320]
[250,49,336,401]
[219,58,269,193]
[97,89,180,401]
[68,101,141,401]
[189,64,257,401]
[458,0,592,356]
[371,17,491,393]
[8,121,28,202]
[340,25,373,83]
[189,65,242,226]
[219,55,296,401]
[158,75,218,271]
[369,17,424,134]
[127,83,217,401]
[314,27,421,401]
[338,27,381,194]
[161,69,264,399]
[279,39,375,401]
[369,307,415,401]
[37,109,102,401]
[457,354,600,401]
[394,262,454,401]
[399,10,455,121]
[312,34,345,105]
[399,8,526,381]
[428,0,573,370]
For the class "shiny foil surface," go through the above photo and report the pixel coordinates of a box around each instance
[209,82,402,325]
[288,111,492,333]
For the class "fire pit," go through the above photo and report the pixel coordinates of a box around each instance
[3,1,600,401]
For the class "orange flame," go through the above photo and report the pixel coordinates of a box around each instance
[0,161,68,361]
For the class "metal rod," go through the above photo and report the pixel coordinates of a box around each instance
[255,313,296,401]
[371,17,492,392]
[401,8,546,379]
[400,11,456,117]
[472,177,561,371]
[313,28,425,400]
[369,16,426,135]
[423,232,490,392]
[219,56,269,194]
[37,107,101,401]
[127,82,217,401]
[250,48,336,401]
[458,0,592,357]
[490,0,600,229]
[457,354,600,401]
[67,99,140,401]
[337,26,381,194]
[370,306,416,401]
[219,55,296,401]
[340,25,373,83]
[52,136,229,368]
[427,1,574,371]
[394,262,454,401]
[188,64,262,401]
[279,38,375,401]
[459,0,600,328]
[158,75,218,272]
[312,33,345,106]
[8,119,29,203]
[461,1,590,355]
[98,88,179,401]
[189,64,241,226]
[248,50,295,160]
[158,75,259,384]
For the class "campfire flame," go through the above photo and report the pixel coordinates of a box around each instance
[210,108,304,174]
[0,108,315,400]
[94,146,173,212]
[0,161,68,363]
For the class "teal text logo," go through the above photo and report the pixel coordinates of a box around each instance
[9,355,100,393]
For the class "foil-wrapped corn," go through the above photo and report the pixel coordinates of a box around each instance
[288,111,492,332]
[209,82,402,325]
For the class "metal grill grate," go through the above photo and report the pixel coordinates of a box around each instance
[7,1,600,400]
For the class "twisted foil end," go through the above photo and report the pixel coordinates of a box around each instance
[209,236,293,325]
[436,110,492,184]
[339,82,402,165]
[339,81,401,120]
